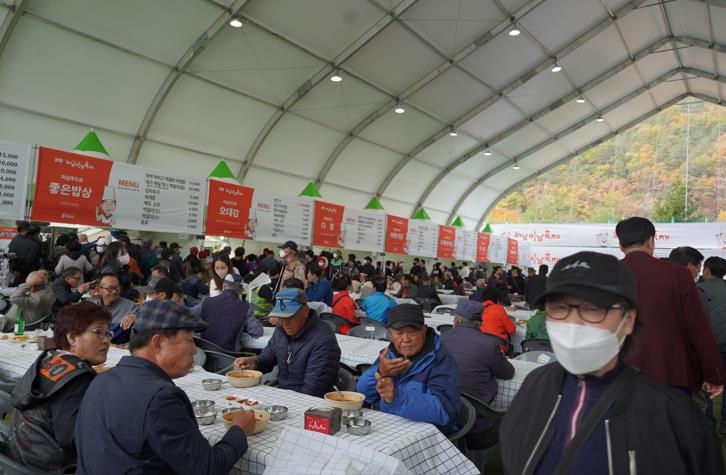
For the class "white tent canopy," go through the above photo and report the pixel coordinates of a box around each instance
[0,0,723,229]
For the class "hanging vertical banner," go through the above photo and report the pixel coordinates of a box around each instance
[407,221,439,258]
[437,225,456,260]
[454,228,477,261]
[385,215,409,254]
[507,238,519,265]
[476,233,491,262]
[488,234,508,264]
[0,140,33,220]
[32,147,206,233]
[205,179,254,238]
[312,200,345,247]
[249,189,312,245]
[342,209,385,252]
[517,242,531,268]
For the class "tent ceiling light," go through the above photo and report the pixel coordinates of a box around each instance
[575,96,586,104]
[449,129,458,137]
[513,163,520,170]
[551,63,562,72]
[596,116,605,122]
[483,150,492,156]
[229,18,243,28]
[330,71,342,82]
[394,106,405,114]
[509,19,521,37]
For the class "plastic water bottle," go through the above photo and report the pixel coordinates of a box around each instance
[14,308,25,336]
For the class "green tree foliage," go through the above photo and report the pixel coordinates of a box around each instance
[489,100,726,223]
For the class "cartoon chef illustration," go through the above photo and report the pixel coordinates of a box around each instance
[95,185,117,226]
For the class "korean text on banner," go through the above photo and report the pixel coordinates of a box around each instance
[488,234,508,264]
[342,209,385,252]
[0,226,16,249]
[385,215,409,254]
[250,189,312,246]
[407,221,439,258]
[205,180,254,238]
[0,140,32,220]
[507,238,519,265]
[32,147,114,225]
[312,200,345,247]
[454,228,477,261]
[476,233,491,263]
[437,225,456,260]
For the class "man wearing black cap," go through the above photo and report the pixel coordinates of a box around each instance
[75,300,256,474]
[499,251,723,475]
[278,240,306,285]
[356,304,461,435]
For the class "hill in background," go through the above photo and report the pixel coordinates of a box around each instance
[487,99,726,224]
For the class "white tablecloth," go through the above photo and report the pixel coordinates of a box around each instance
[491,359,543,411]
[437,294,467,306]
[0,337,477,474]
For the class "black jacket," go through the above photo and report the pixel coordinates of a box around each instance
[499,362,723,475]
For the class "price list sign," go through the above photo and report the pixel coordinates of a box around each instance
[384,215,409,254]
[312,200,345,248]
[437,225,456,260]
[454,228,477,261]
[251,189,312,245]
[488,234,508,264]
[407,221,439,258]
[476,233,491,262]
[205,179,254,238]
[342,209,385,252]
[0,140,33,220]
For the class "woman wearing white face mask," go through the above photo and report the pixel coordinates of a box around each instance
[499,251,723,475]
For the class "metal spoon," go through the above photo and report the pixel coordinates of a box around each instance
[333,385,343,398]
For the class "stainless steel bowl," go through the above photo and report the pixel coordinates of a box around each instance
[194,408,217,425]
[346,417,372,436]
[202,379,223,391]
[264,405,288,421]
[341,409,363,425]
[191,399,215,411]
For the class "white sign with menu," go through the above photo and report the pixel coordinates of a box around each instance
[0,140,32,220]
[250,189,312,245]
[454,228,477,261]
[341,209,385,252]
[407,221,439,258]
[487,234,508,264]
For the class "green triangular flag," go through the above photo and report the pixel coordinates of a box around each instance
[412,207,430,220]
[482,223,492,233]
[451,216,465,227]
[299,181,322,198]
[364,196,384,210]
[209,160,237,180]
[73,130,110,159]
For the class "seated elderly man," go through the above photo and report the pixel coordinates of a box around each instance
[75,300,256,474]
[441,299,514,448]
[89,272,138,344]
[357,304,461,435]
[234,288,340,397]
[51,267,94,317]
[191,274,263,351]
[4,270,55,331]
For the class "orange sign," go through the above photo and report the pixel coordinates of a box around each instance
[205,180,254,238]
[312,200,345,247]
[384,215,408,254]
[476,233,491,262]
[31,147,114,225]
[507,238,519,265]
[437,225,456,259]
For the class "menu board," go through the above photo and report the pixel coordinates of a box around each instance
[487,234,508,264]
[312,200,345,247]
[517,242,531,268]
[437,225,456,260]
[32,147,206,233]
[0,140,33,220]
[454,228,477,261]
[407,221,439,258]
[507,238,519,265]
[384,215,409,254]
[205,179,254,238]
[476,233,491,262]
[342,209,385,252]
[250,189,312,246]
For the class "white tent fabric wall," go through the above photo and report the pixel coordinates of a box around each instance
[0,0,724,230]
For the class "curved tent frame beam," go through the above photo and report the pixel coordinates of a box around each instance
[0,0,29,60]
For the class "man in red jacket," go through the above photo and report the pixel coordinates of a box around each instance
[616,217,724,408]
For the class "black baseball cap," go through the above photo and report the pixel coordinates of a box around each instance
[534,251,637,309]
[387,303,425,330]
[278,240,298,252]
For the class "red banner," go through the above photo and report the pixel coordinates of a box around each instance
[507,238,519,265]
[205,179,254,238]
[31,147,114,225]
[312,200,345,247]
[437,225,456,259]
[385,215,409,254]
[476,233,491,262]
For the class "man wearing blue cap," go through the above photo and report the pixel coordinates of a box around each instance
[75,300,256,474]
[233,288,340,397]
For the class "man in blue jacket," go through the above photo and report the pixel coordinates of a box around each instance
[234,288,340,397]
[357,304,461,435]
[305,265,333,306]
[362,277,397,325]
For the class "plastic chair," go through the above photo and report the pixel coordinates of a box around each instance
[319,312,356,334]
[513,350,555,363]
[336,365,358,392]
[431,305,456,315]
[461,392,507,471]
[320,319,337,333]
[437,324,454,334]
[447,397,476,445]
[521,338,552,352]
[193,337,255,374]
[349,318,390,341]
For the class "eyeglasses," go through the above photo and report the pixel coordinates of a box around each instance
[545,301,623,324]
[99,286,120,293]
[85,328,114,340]
[277,299,305,312]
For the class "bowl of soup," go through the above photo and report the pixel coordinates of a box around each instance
[226,370,263,388]
[323,391,365,410]
[221,408,269,434]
